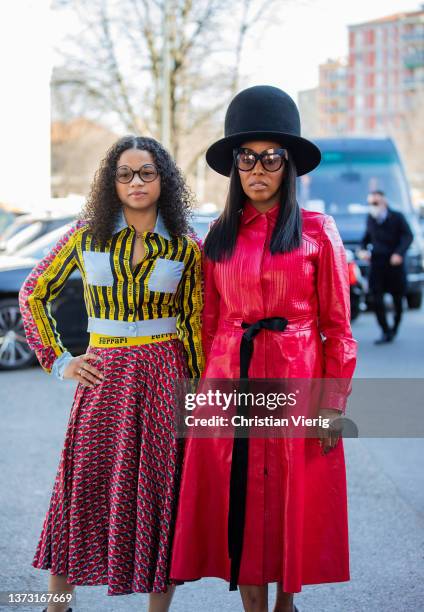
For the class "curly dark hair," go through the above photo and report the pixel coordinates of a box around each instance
[79,135,195,245]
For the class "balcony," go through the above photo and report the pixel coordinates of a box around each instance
[404,51,424,69]
[402,32,424,43]
[403,75,424,89]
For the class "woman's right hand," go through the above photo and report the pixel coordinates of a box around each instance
[63,353,104,388]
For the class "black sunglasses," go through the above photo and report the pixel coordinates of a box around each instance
[233,147,288,172]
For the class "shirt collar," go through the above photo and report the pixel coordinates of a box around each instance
[240,200,280,225]
[113,208,171,240]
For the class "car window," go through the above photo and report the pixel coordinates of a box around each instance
[19,224,73,260]
[48,217,76,231]
[3,222,44,253]
[297,150,412,218]
[0,219,33,242]
[0,211,16,237]
[191,216,217,240]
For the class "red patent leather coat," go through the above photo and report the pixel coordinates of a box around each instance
[170,202,357,592]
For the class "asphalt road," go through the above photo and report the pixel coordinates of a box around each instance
[0,306,423,612]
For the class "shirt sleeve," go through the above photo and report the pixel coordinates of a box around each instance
[176,237,205,378]
[393,212,413,257]
[18,224,80,375]
[316,215,358,413]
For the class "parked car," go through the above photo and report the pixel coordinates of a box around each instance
[0,212,76,254]
[190,211,217,240]
[0,214,214,371]
[0,208,20,237]
[345,249,366,321]
[0,224,88,371]
[0,210,364,372]
[298,137,424,310]
[417,201,424,233]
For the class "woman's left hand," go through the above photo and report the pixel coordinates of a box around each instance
[317,408,344,454]
[390,253,403,266]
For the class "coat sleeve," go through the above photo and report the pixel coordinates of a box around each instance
[359,216,372,250]
[316,215,358,413]
[393,212,413,257]
[176,237,205,378]
[18,224,80,375]
[201,254,221,363]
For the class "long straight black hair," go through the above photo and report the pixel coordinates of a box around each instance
[204,151,302,261]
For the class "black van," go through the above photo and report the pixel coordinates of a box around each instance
[297,137,424,309]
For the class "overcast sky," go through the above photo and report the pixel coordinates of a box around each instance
[0,0,421,208]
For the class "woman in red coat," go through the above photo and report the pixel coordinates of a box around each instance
[170,86,357,612]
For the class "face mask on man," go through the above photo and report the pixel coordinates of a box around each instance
[368,200,385,219]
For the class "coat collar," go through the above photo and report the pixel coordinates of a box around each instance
[370,205,390,225]
[240,200,280,225]
[113,208,171,240]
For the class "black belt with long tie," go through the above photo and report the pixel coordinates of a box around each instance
[228,316,289,591]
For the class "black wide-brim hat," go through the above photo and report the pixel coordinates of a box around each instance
[206,85,321,177]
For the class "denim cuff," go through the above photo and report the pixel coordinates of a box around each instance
[51,351,73,380]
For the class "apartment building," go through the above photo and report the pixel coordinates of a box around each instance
[347,7,424,134]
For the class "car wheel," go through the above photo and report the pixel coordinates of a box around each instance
[0,299,36,370]
[406,292,422,310]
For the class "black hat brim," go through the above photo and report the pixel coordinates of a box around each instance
[206,131,321,177]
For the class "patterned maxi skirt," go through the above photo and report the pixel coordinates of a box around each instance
[32,339,189,595]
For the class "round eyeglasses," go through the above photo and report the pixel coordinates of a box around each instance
[115,164,159,183]
[234,147,288,172]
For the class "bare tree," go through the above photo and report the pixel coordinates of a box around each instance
[52,0,283,172]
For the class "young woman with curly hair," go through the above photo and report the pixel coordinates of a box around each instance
[19,135,204,612]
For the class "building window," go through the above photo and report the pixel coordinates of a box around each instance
[368,116,376,130]
[356,94,364,109]
[366,93,375,109]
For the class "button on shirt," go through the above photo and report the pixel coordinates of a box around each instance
[19,210,204,378]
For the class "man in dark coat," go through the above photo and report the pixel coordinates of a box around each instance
[358,190,413,344]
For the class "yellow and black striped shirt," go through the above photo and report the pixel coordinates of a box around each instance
[19,211,204,378]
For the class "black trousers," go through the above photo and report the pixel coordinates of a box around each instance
[373,291,403,333]
[369,256,407,334]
